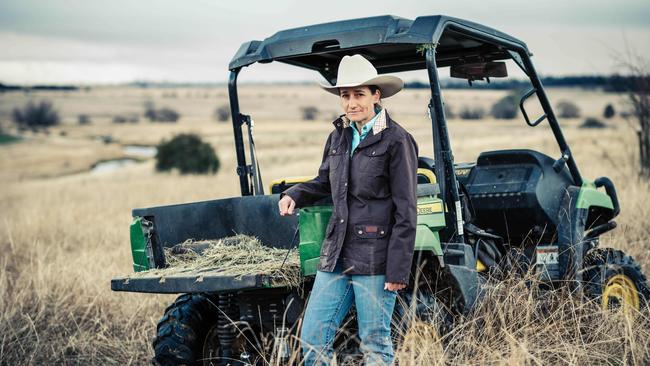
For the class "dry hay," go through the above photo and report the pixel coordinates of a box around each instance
[131,234,301,287]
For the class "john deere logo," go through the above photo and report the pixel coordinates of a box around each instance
[417,202,443,215]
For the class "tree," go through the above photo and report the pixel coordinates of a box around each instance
[603,104,616,119]
[156,133,220,174]
[78,114,91,125]
[621,57,650,177]
[11,100,60,131]
[580,117,606,129]
[458,105,485,120]
[491,94,518,119]
[213,105,231,122]
[555,100,581,118]
[301,106,319,121]
[145,101,180,123]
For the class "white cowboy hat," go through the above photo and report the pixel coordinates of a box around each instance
[319,54,404,98]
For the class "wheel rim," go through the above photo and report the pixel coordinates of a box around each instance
[202,325,222,366]
[602,274,640,312]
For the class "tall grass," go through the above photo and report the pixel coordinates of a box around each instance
[0,86,648,365]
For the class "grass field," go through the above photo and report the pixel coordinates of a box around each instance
[1,84,648,365]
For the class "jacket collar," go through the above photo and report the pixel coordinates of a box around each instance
[332,107,391,134]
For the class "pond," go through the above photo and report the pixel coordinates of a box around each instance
[90,158,140,174]
[123,145,157,158]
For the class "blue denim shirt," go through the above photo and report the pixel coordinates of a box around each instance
[349,106,382,156]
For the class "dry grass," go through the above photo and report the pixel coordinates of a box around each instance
[397,275,650,365]
[0,85,648,365]
[132,235,302,287]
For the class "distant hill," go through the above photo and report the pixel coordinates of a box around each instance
[0,83,79,92]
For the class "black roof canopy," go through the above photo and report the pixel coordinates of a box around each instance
[229,15,530,84]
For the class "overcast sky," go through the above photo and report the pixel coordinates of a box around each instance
[1,0,649,85]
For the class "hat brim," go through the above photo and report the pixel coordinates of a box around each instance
[319,75,404,98]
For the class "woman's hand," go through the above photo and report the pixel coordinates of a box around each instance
[278,195,297,216]
[384,282,406,291]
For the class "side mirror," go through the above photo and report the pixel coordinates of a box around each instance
[450,62,508,83]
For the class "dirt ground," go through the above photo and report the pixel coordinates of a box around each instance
[1,84,648,365]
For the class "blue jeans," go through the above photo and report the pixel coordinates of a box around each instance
[301,262,398,365]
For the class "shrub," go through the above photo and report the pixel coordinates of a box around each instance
[491,94,518,119]
[112,115,127,124]
[78,114,91,125]
[603,104,616,119]
[556,100,581,118]
[113,114,139,124]
[11,100,60,131]
[214,105,231,122]
[145,101,180,123]
[155,133,220,174]
[458,105,486,120]
[580,117,606,129]
[301,106,319,121]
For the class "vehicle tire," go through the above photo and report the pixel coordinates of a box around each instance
[152,293,220,366]
[583,248,650,312]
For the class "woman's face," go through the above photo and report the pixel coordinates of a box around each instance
[339,86,380,123]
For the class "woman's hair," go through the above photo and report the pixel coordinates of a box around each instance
[368,85,382,110]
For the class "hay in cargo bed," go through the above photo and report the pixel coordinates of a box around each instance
[131,234,301,287]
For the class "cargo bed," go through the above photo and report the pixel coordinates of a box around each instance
[110,194,325,294]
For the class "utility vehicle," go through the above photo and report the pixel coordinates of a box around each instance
[111,14,649,365]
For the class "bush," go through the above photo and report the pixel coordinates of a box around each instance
[113,114,139,124]
[78,114,91,125]
[155,133,220,174]
[214,105,231,122]
[11,100,60,131]
[301,106,319,121]
[580,117,607,129]
[603,104,615,119]
[112,115,127,124]
[145,102,180,123]
[491,94,518,119]
[443,102,455,119]
[556,100,581,118]
[458,105,486,120]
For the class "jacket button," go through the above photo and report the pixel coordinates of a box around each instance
[372,150,376,155]
[344,182,348,186]
[340,219,344,223]
[358,230,363,234]
[380,230,385,235]
[332,149,336,153]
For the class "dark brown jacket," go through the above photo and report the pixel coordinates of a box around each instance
[281,108,418,284]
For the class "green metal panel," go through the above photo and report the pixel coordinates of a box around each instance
[130,217,150,272]
[415,195,445,255]
[298,206,333,276]
[576,180,614,210]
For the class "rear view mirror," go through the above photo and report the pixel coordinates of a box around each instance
[450,62,508,84]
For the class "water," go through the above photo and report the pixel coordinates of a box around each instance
[123,145,157,158]
[90,159,139,174]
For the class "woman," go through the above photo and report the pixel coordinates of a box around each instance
[278,54,418,365]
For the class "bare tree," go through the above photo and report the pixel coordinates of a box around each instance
[620,55,650,177]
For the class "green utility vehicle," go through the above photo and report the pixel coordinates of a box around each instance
[111,15,649,365]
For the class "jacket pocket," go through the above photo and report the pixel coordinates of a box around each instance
[361,143,389,176]
[352,224,389,239]
[328,145,345,172]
